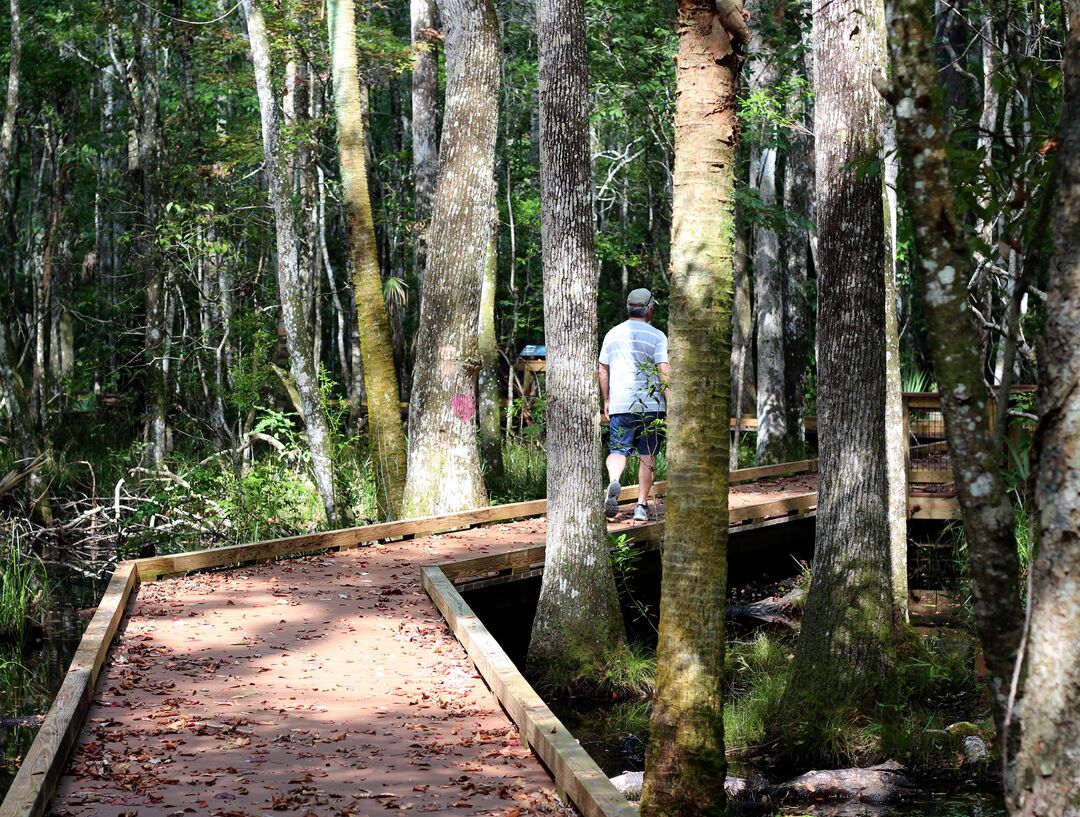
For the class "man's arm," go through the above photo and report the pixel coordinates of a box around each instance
[598,363,610,419]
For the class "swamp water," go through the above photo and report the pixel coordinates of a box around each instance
[463,523,1005,817]
[0,568,102,798]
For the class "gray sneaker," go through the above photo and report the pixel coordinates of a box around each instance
[604,481,621,518]
[633,503,650,522]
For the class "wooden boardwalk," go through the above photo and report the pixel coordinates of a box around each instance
[1,455,963,817]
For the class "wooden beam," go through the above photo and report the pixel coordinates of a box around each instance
[0,562,138,817]
[729,492,818,524]
[907,495,961,520]
[907,469,954,484]
[422,566,637,817]
[133,457,822,580]
[133,497,550,579]
[729,459,818,484]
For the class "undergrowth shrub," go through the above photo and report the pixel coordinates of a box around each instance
[0,534,50,642]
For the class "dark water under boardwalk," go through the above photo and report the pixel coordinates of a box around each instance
[0,571,101,799]
[463,526,1006,817]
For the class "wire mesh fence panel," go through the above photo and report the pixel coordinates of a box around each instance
[906,397,953,484]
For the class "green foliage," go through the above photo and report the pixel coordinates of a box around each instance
[0,536,49,643]
[609,533,655,631]
[487,438,548,505]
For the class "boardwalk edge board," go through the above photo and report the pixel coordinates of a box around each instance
[0,461,822,817]
[0,563,137,817]
[422,565,639,817]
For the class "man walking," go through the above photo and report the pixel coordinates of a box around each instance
[599,288,669,522]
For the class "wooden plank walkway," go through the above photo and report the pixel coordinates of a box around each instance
[2,466,820,817]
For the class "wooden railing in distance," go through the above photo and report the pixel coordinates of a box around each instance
[422,565,638,817]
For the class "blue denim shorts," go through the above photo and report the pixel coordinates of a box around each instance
[608,412,666,457]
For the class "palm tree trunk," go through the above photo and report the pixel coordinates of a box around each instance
[328,0,409,519]
[639,1,745,813]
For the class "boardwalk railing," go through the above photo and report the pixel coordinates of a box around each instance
[0,459,820,817]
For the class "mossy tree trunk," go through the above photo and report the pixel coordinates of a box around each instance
[781,0,899,730]
[1011,3,1080,814]
[639,1,745,813]
[525,0,625,690]
[402,0,498,517]
[244,0,340,527]
[328,0,409,520]
[882,0,1022,748]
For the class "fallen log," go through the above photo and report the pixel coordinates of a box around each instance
[727,587,806,629]
[612,760,915,806]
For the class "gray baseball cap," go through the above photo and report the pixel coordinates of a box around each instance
[626,288,655,308]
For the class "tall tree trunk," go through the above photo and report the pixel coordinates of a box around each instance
[882,0,1022,751]
[411,0,439,291]
[781,110,811,460]
[329,0,409,519]
[0,0,28,453]
[244,0,340,526]
[1010,4,1080,814]
[782,0,898,734]
[882,108,908,623]
[477,199,504,483]
[134,0,167,468]
[730,152,754,470]
[525,0,625,689]
[744,7,787,465]
[753,143,788,465]
[639,1,745,813]
[402,0,498,517]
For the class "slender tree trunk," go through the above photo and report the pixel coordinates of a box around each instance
[781,113,811,459]
[411,0,439,291]
[525,0,626,689]
[134,0,167,468]
[782,0,898,734]
[1010,5,1080,814]
[882,0,1022,749]
[753,143,788,465]
[882,109,908,623]
[730,151,754,470]
[477,199,504,483]
[402,0,498,517]
[244,0,340,526]
[329,0,409,519]
[639,1,745,813]
[0,0,28,452]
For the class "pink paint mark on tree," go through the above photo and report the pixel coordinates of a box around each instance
[451,394,477,423]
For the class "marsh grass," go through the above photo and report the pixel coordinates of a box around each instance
[0,541,49,643]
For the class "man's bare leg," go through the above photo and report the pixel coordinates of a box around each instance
[637,454,656,506]
[606,453,627,484]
